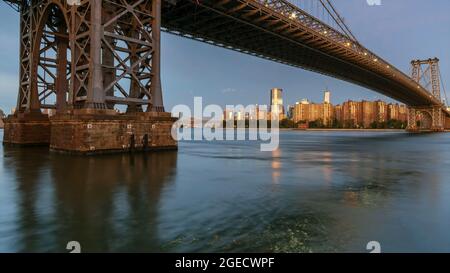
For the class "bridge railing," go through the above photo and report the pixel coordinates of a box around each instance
[259,0,384,65]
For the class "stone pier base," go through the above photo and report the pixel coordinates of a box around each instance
[3,110,178,154]
[50,110,177,154]
[2,112,51,145]
[445,116,450,130]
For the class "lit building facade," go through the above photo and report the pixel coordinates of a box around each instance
[270,88,285,119]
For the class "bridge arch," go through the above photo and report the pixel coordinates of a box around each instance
[416,110,433,130]
[30,1,70,113]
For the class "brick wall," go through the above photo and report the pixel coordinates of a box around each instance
[50,112,177,154]
[2,115,50,145]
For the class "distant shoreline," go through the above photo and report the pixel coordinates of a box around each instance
[277,128,405,132]
[283,128,450,133]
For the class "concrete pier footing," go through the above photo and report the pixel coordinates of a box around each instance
[3,110,177,154]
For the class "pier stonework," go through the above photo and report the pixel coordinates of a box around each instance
[3,0,177,153]
[3,113,50,145]
[50,110,177,154]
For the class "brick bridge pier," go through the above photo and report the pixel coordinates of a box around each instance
[2,0,177,154]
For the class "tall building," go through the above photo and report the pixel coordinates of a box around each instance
[375,100,388,122]
[270,88,285,119]
[362,100,376,128]
[293,99,310,123]
[342,100,361,127]
[399,105,408,121]
[323,90,333,126]
[324,89,331,104]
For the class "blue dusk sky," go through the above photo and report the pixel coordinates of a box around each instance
[0,0,449,113]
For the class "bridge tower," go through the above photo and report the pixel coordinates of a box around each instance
[407,58,446,131]
[2,0,177,153]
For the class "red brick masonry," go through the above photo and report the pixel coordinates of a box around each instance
[3,110,178,154]
[2,112,51,145]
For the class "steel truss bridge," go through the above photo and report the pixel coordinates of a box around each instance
[2,0,450,131]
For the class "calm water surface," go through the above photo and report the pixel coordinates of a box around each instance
[1,130,450,253]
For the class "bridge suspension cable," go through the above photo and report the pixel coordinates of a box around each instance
[439,67,449,107]
[287,0,359,43]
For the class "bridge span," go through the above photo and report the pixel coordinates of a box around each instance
[1,0,449,154]
[163,0,442,107]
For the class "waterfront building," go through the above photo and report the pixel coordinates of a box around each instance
[270,88,285,119]
[324,89,331,104]
[362,100,376,128]
[342,100,361,127]
[323,90,333,126]
[375,100,388,122]
[399,105,408,121]
[256,105,269,120]
[292,99,310,123]
[388,103,399,120]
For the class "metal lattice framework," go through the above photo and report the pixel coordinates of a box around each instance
[411,58,442,101]
[408,58,445,130]
[10,0,164,113]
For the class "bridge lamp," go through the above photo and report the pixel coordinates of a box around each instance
[373,58,378,62]
[290,12,297,19]
[364,52,368,56]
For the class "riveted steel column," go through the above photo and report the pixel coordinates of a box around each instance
[56,24,68,112]
[87,0,105,109]
[149,0,164,112]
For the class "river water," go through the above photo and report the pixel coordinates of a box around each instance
[1,130,450,253]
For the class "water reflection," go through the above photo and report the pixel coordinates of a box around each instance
[1,131,450,252]
[271,149,282,184]
[2,146,177,252]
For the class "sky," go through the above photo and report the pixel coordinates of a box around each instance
[0,0,449,113]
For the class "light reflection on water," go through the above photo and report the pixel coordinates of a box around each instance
[1,130,450,252]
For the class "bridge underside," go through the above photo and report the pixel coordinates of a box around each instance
[161,0,443,107]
